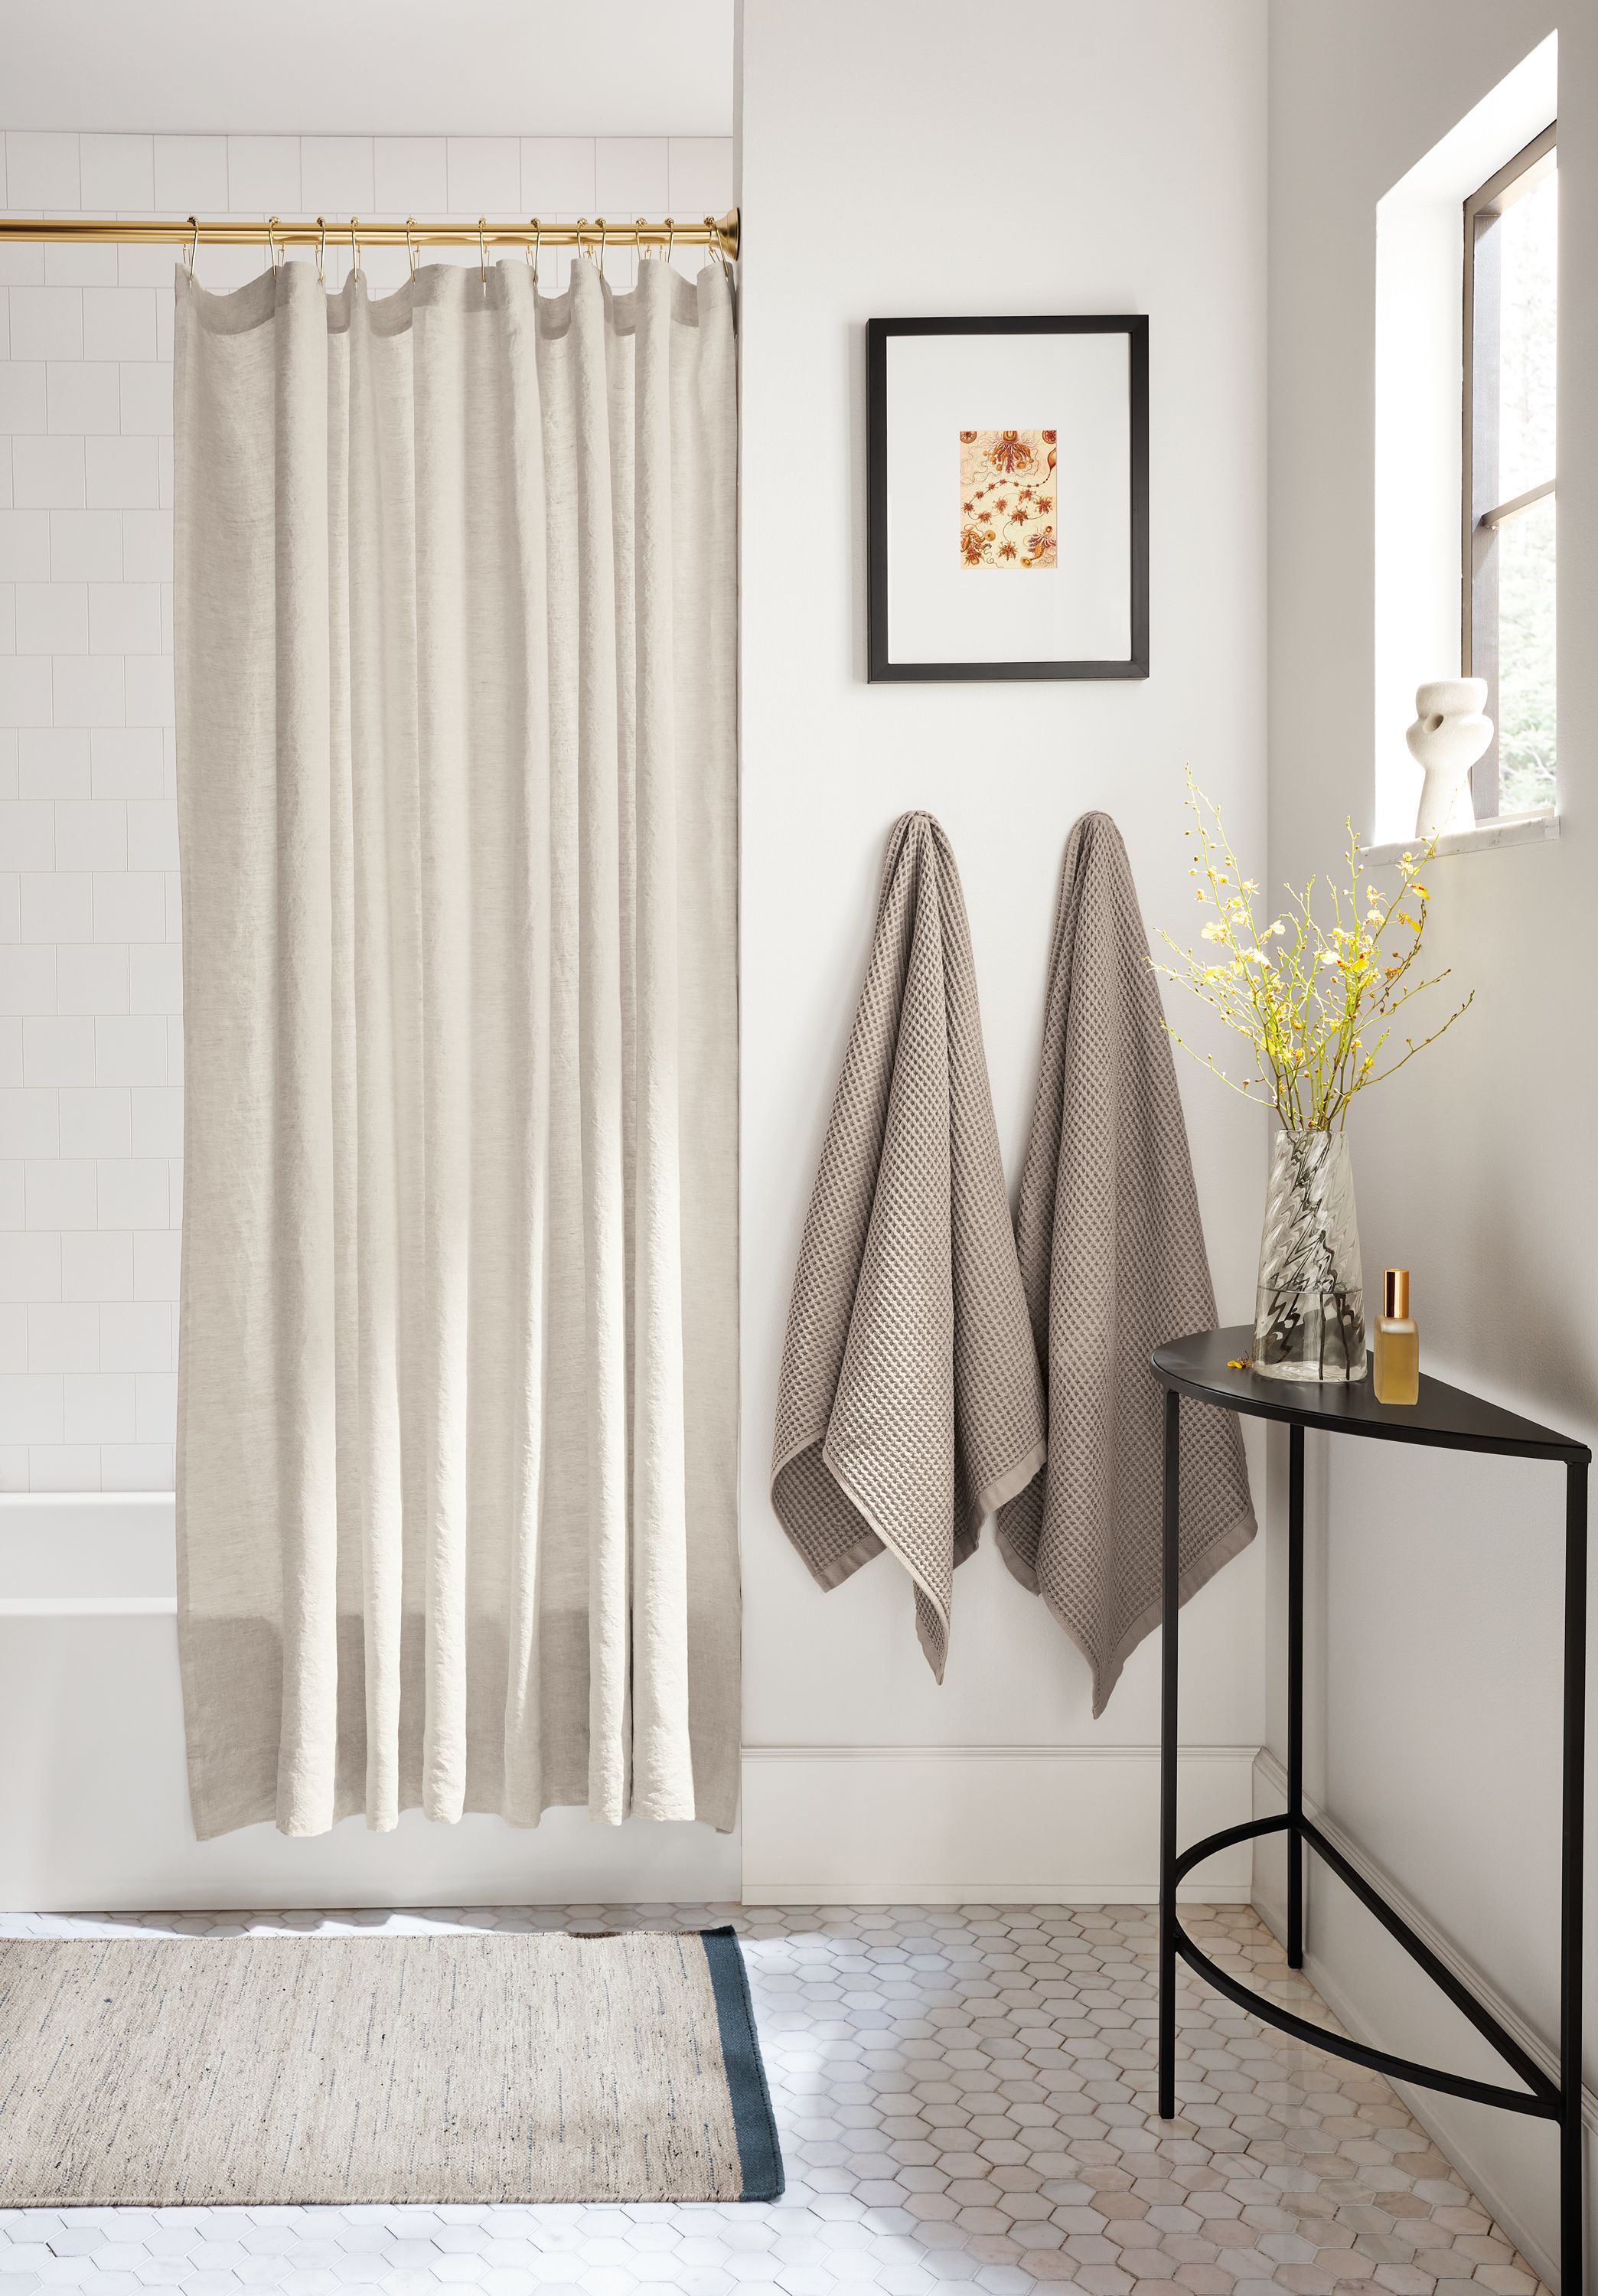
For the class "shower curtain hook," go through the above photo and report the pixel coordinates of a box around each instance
[349,218,361,281]
[184,216,199,282]
[596,218,607,278]
[478,217,489,285]
[406,218,418,279]
[665,217,675,269]
[527,218,540,282]
[316,217,326,285]
[266,216,282,271]
[709,214,728,275]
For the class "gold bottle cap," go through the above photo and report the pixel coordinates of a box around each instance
[1384,1267,1410,1318]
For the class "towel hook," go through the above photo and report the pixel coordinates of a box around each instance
[315,217,327,285]
[184,215,200,282]
[406,217,418,279]
[478,217,489,284]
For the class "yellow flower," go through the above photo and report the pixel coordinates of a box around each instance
[1163,771,1466,1131]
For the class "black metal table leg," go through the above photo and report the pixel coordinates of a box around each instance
[1159,1385,1181,2120]
[1152,1326,1589,2277]
[1563,1458,1587,2296]
[1287,1423,1305,1969]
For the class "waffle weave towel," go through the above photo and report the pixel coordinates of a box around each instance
[996,811,1257,1714]
[771,813,1046,1678]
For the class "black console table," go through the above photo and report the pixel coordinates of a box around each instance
[1153,1326,1589,2294]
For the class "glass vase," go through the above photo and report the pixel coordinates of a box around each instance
[1253,1127,1365,1382]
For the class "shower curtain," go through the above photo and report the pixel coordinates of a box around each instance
[172,254,738,1840]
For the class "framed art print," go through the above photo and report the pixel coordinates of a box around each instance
[866,315,1150,681]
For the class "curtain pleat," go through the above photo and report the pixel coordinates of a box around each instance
[172,256,739,1840]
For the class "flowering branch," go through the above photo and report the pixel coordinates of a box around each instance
[1154,770,1472,1132]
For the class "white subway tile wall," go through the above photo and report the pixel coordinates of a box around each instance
[0,129,733,1491]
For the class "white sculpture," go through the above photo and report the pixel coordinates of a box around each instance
[1407,678,1492,840]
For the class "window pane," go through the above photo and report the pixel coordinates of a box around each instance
[1496,489,1557,814]
[1497,166,1557,501]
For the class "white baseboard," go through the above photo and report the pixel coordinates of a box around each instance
[1252,1748,1592,2294]
[741,1742,1259,1906]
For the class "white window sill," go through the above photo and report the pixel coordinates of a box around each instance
[1365,811,1559,865]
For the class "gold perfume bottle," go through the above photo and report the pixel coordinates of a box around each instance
[1372,1267,1419,1405]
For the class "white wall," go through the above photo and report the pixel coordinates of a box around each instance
[1264,3,1597,2280]
[0,128,733,1494]
[736,0,1270,1901]
[0,1,734,140]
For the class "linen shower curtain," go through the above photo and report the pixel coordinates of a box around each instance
[172,254,738,1840]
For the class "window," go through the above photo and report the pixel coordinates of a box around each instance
[1463,123,1557,820]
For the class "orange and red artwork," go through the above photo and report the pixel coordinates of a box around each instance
[958,429,1057,569]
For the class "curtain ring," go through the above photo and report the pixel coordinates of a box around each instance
[184,215,199,282]
[406,217,418,279]
[316,217,326,285]
[350,218,361,280]
[527,217,540,282]
[266,216,282,271]
[478,217,489,284]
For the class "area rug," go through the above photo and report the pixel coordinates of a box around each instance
[0,1926,783,2205]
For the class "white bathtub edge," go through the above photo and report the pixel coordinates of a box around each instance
[0,1595,178,1617]
[0,1492,174,1512]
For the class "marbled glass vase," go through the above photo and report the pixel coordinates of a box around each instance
[1253,1127,1365,1381]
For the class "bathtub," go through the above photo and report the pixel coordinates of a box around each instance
[0,1495,739,1912]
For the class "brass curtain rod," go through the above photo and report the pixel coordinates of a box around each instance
[0,206,739,260]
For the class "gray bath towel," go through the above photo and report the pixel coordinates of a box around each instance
[771,814,1047,1678]
[996,812,1256,1714]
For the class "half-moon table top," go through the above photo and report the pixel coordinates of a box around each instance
[1153,1325,1588,1465]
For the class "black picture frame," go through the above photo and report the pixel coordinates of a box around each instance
[866,314,1150,683]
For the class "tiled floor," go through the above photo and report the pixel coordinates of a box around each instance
[0,1902,1546,2296]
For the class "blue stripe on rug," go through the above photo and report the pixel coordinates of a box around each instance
[698,1926,784,2201]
